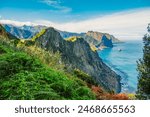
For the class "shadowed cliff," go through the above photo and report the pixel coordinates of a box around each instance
[35,27,121,93]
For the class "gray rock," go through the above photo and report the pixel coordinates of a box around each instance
[35,27,121,93]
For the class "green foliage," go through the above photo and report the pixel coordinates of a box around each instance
[0,52,42,78]
[0,42,96,100]
[30,29,46,41]
[22,46,65,71]
[65,36,78,42]
[74,69,98,85]
[15,29,46,47]
[0,45,7,54]
[136,26,150,99]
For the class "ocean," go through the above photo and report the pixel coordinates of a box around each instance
[98,40,143,93]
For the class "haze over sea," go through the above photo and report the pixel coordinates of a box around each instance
[98,40,143,93]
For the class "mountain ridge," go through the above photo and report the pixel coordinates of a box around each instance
[34,27,121,93]
[2,24,121,49]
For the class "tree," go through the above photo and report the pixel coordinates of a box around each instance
[136,24,150,99]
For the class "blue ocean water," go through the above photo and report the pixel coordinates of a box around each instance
[98,41,143,93]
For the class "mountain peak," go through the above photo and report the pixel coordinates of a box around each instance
[33,27,121,93]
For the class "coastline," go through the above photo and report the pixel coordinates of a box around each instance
[99,58,130,93]
[98,40,143,93]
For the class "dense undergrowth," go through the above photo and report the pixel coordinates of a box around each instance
[0,40,96,100]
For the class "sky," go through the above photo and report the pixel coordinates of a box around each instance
[0,0,150,40]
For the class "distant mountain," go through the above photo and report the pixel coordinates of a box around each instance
[2,24,120,49]
[58,30,85,38]
[86,31,120,43]
[2,24,46,39]
[59,30,121,49]
[0,24,18,40]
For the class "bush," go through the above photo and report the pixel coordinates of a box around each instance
[0,42,96,100]
[74,69,97,85]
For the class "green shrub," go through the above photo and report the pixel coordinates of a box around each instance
[74,69,97,85]
[0,42,96,100]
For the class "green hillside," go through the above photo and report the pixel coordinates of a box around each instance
[0,40,96,100]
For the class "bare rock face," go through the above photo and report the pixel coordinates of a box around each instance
[86,31,113,48]
[86,31,120,43]
[35,27,121,93]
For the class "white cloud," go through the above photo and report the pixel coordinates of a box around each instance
[0,8,150,40]
[35,8,150,40]
[40,0,72,13]
[0,20,37,26]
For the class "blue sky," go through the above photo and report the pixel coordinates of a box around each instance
[0,0,150,40]
[0,0,150,22]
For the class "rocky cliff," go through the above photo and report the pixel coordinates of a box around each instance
[85,31,114,48]
[59,30,120,49]
[35,27,121,93]
[86,31,120,44]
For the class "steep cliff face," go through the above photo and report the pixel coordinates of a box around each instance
[86,31,113,48]
[35,27,121,93]
[86,31,120,43]
[101,35,113,47]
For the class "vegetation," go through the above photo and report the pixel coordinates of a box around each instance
[0,40,96,100]
[16,29,46,47]
[91,85,129,100]
[65,36,78,42]
[89,43,97,52]
[30,29,46,41]
[74,69,98,85]
[136,25,150,99]
[20,46,64,71]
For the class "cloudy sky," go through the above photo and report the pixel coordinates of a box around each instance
[0,0,150,40]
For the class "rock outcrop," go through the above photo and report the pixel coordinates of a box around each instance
[35,27,121,93]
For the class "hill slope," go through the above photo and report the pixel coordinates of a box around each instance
[0,24,96,99]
